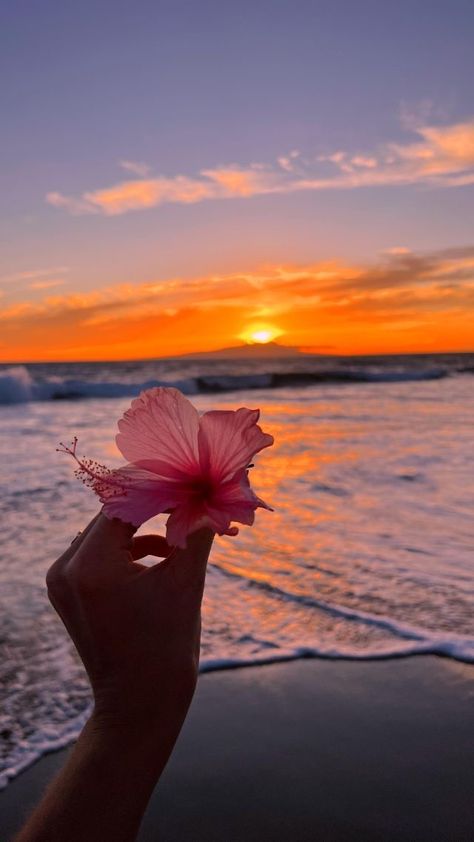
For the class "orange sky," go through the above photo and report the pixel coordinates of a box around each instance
[1,247,473,361]
[3,6,474,364]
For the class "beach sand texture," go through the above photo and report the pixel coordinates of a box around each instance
[1,657,473,841]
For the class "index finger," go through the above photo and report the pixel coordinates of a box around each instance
[52,512,101,569]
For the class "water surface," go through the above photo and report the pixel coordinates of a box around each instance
[1,356,473,787]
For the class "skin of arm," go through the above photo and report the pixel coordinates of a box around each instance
[15,513,214,842]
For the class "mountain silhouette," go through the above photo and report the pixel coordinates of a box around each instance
[174,341,307,359]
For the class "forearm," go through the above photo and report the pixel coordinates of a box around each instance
[15,714,181,842]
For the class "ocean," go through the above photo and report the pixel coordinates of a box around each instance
[1,353,473,788]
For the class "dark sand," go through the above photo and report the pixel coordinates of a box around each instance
[1,656,473,841]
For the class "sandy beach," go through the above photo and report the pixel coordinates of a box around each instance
[1,656,473,841]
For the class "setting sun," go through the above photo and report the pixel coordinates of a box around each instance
[249,330,273,343]
[240,325,283,345]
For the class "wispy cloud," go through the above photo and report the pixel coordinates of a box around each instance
[29,279,67,290]
[277,149,300,172]
[350,155,378,169]
[45,119,474,217]
[46,167,277,216]
[0,266,70,285]
[382,247,412,256]
[46,192,100,214]
[1,247,473,359]
[119,159,151,177]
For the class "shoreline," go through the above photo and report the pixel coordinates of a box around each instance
[2,648,472,792]
[1,655,473,841]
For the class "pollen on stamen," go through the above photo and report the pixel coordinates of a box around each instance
[57,436,128,499]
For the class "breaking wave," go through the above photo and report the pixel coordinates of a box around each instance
[0,364,460,405]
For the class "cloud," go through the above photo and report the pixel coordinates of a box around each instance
[277,156,293,172]
[119,160,151,177]
[45,118,474,217]
[318,151,346,165]
[47,167,278,216]
[389,122,474,176]
[1,246,473,360]
[84,176,215,215]
[351,156,378,169]
[201,166,277,197]
[277,150,301,173]
[29,279,67,290]
[383,247,412,255]
[0,266,70,285]
[46,192,99,214]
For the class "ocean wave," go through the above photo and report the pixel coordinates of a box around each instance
[0,364,458,405]
[199,638,474,670]
[0,706,91,791]
[209,562,474,665]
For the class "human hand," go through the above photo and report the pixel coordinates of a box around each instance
[46,513,214,743]
[16,517,214,842]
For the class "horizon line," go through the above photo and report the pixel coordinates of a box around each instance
[1,347,473,366]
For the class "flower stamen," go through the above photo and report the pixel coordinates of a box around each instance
[57,438,127,498]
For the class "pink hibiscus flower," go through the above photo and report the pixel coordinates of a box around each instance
[58,387,274,548]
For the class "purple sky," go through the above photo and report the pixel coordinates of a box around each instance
[1,0,473,345]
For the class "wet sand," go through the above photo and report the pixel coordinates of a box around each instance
[1,656,473,841]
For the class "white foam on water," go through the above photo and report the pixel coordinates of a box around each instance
[0,359,463,404]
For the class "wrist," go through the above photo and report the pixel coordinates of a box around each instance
[81,713,176,783]
[87,697,190,758]
[87,710,164,746]
[90,671,196,743]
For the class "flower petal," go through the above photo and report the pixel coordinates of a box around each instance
[203,506,236,533]
[116,387,200,478]
[206,469,270,529]
[100,465,186,527]
[165,503,210,549]
[198,407,274,483]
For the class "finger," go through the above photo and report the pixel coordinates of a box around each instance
[53,512,102,568]
[157,527,214,595]
[130,534,172,561]
[88,512,136,546]
[73,513,137,569]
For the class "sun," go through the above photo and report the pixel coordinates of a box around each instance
[240,325,283,344]
[250,329,274,343]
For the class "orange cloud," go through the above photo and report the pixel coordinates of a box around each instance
[201,166,276,197]
[47,167,276,215]
[45,118,474,216]
[29,279,67,290]
[1,247,473,361]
